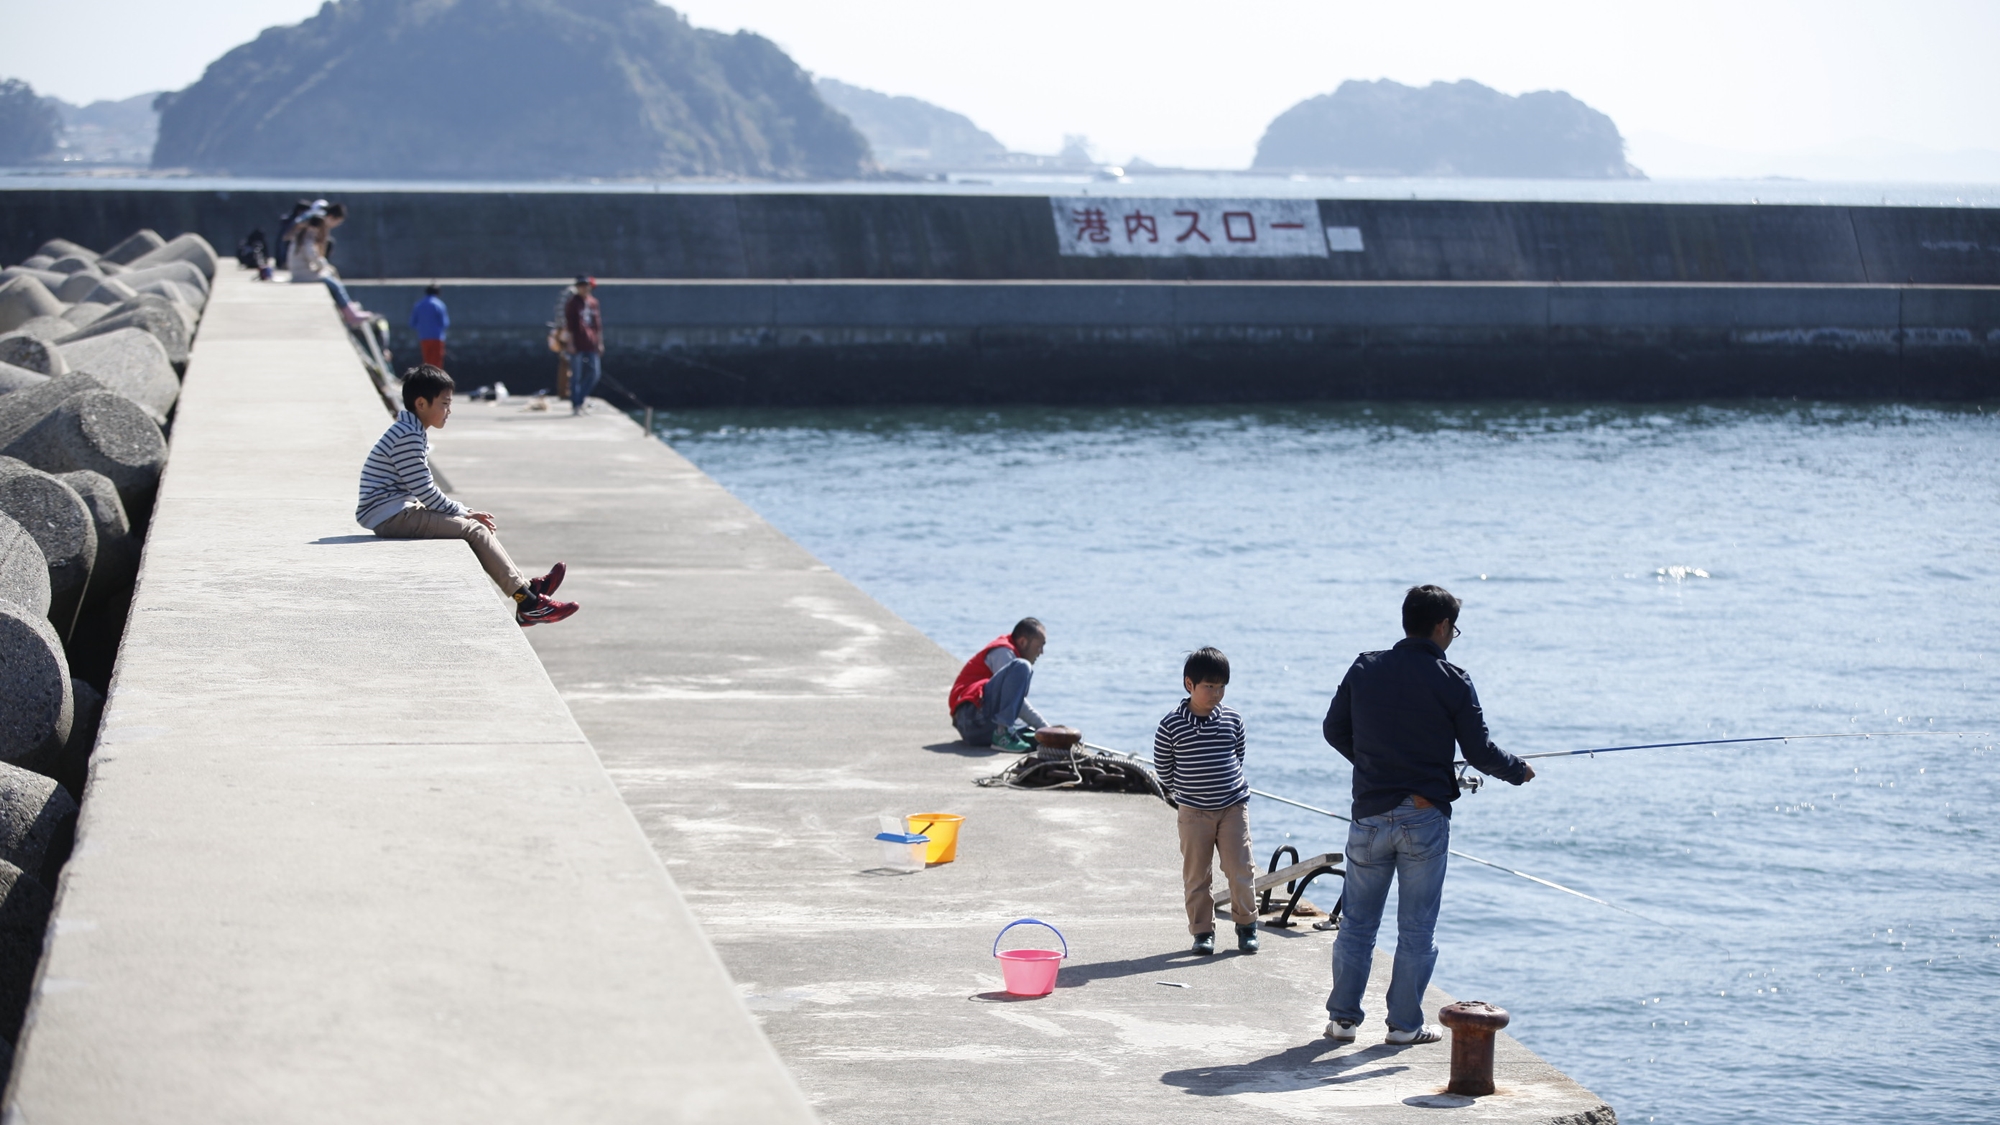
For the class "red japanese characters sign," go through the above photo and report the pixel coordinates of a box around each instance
[1050,197,1333,258]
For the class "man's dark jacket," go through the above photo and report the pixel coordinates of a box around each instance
[1323,637,1529,819]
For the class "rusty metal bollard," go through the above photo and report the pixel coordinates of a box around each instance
[1438,1000,1511,1097]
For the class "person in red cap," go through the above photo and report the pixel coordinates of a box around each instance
[563,276,603,415]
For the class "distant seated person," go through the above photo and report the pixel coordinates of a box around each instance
[950,618,1054,752]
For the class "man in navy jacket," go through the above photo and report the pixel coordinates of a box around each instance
[1319,585,1534,1045]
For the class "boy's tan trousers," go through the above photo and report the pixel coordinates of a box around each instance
[373,508,527,595]
[1178,801,1257,934]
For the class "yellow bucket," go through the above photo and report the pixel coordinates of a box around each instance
[906,813,965,864]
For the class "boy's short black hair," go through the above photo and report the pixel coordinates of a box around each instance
[1402,585,1462,637]
[326,202,347,219]
[424,283,442,295]
[1010,617,1045,644]
[401,364,454,411]
[1183,646,1229,685]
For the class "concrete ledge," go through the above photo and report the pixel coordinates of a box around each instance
[346,279,2000,404]
[3,274,814,1123]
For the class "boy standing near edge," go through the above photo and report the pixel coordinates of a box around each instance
[358,364,579,627]
[1154,647,1259,956]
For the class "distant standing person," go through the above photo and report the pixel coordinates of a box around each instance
[1319,585,1535,1046]
[410,284,449,367]
[563,275,603,415]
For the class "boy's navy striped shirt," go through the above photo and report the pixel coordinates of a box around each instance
[355,409,467,529]
[1153,701,1249,809]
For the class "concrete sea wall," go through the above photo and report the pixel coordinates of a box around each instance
[6,188,2000,284]
[9,187,1999,401]
[347,278,2000,405]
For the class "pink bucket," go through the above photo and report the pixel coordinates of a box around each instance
[993,918,1068,997]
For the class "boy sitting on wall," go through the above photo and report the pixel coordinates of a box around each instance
[357,364,578,627]
[1154,647,1258,956]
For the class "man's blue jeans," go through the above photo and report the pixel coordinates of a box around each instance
[1326,797,1450,1032]
[952,658,1033,744]
[570,351,602,410]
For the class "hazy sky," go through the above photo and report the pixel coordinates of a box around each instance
[5,0,1998,175]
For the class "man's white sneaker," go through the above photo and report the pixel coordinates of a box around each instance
[1385,1024,1445,1044]
[1323,1020,1358,1042]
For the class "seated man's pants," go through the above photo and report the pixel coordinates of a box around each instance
[952,657,1034,744]
[374,507,526,595]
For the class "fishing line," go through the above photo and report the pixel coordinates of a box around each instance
[1247,788,1686,934]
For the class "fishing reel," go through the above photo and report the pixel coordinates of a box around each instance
[1454,763,1485,796]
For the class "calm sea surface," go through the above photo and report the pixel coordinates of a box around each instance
[659,402,1999,1124]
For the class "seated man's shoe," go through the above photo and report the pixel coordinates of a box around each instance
[517,593,580,628]
[529,562,566,598]
[1235,923,1260,954]
[1324,1019,1359,1042]
[990,727,1034,752]
[1191,932,1216,955]
[1384,1024,1445,1045]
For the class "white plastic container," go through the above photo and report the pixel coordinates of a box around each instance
[874,831,930,873]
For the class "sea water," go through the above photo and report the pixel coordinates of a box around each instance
[661,401,2000,1125]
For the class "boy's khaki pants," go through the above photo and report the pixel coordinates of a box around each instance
[373,508,526,595]
[1178,801,1256,934]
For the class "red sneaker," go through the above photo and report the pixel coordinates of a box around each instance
[516,594,579,627]
[529,562,566,599]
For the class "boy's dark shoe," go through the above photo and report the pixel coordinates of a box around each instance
[1236,923,1260,954]
[517,593,579,628]
[529,562,567,599]
[1191,932,1215,955]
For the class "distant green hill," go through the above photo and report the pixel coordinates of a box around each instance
[1254,79,1642,179]
[815,79,1007,170]
[153,0,871,180]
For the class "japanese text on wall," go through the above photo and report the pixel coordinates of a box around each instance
[1050,197,1346,258]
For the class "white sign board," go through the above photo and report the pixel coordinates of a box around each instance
[1051,197,1329,258]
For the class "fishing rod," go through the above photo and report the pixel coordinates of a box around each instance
[1492,729,1984,764]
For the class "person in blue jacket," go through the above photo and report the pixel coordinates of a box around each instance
[410,284,450,368]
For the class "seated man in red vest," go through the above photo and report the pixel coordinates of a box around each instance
[949,618,1051,752]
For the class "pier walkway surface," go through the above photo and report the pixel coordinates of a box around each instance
[4,274,812,1124]
[431,395,1618,1124]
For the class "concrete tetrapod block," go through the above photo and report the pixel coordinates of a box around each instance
[46,257,97,277]
[52,678,101,799]
[75,276,138,308]
[19,256,55,271]
[0,858,54,1045]
[0,460,96,630]
[34,239,97,263]
[0,334,68,377]
[0,277,65,336]
[0,372,104,449]
[0,363,48,395]
[97,229,164,267]
[0,759,77,881]
[57,329,179,420]
[60,299,190,369]
[0,269,67,293]
[0,511,51,618]
[53,272,106,303]
[59,305,107,331]
[119,260,209,300]
[4,317,74,345]
[5,392,167,524]
[56,470,137,605]
[0,598,72,772]
[125,233,219,282]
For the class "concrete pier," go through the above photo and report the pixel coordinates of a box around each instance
[426,396,1618,1123]
[3,274,812,1123]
